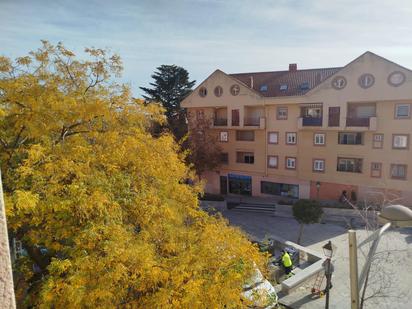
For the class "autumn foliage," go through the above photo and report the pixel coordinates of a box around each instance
[0,42,266,308]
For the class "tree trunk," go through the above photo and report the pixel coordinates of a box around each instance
[297,223,304,245]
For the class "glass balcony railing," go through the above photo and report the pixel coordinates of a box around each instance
[302,117,322,126]
[244,117,261,126]
[346,117,370,127]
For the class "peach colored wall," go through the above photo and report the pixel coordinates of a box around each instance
[309,181,357,200]
[184,53,412,205]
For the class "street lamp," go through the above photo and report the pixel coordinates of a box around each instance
[348,205,412,309]
[322,240,335,309]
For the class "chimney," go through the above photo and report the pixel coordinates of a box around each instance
[249,76,254,89]
[289,63,297,72]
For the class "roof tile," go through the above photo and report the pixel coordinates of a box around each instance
[229,67,342,97]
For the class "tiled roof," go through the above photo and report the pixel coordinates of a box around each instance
[229,67,342,97]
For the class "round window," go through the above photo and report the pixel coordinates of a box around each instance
[388,71,406,87]
[214,86,223,97]
[331,76,347,90]
[230,84,240,96]
[358,73,375,89]
[199,87,207,97]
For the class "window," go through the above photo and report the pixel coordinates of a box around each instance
[219,131,228,142]
[372,134,384,149]
[392,134,409,149]
[236,130,255,141]
[214,86,223,97]
[332,76,347,90]
[280,84,288,91]
[302,106,322,118]
[337,158,362,173]
[390,164,407,180]
[230,84,240,96]
[338,132,363,145]
[260,85,268,92]
[358,74,375,89]
[268,156,278,168]
[277,107,288,120]
[313,159,325,172]
[236,152,254,164]
[196,109,205,120]
[198,87,207,97]
[395,104,411,119]
[286,132,297,145]
[261,181,299,198]
[220,153,229,164]
[314,133,326,145]
[299,82,310,90]
[268,132,278,144]
[371,162,382,178]
[285,157,296,170]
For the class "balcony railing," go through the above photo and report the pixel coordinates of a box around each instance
[302,117,323,126]
[346,117,370,127]
[244,117,261,126]
[213,118,227,126]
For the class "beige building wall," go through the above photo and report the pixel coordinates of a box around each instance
[183,52,412,206]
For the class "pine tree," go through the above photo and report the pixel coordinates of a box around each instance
[140,65,195,140]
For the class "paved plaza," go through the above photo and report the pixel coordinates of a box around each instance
[218,205,412,309]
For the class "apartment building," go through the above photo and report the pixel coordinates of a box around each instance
[181,52,412,206]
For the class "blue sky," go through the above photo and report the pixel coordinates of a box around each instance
[1,0,412,97]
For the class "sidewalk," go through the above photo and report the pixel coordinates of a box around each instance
[219,207,412,309]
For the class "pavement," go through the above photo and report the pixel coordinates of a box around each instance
[217,205,412,309]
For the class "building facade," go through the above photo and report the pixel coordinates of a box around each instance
[182,52,412,206]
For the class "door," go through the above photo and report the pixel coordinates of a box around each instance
[328,107,340,127]
[228,174,252,195]
[220,176,228,195]
[232,109,240,126]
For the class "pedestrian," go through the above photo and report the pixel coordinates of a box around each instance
[281,249,293,278]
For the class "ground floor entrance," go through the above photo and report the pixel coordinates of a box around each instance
[227,174,252,195]
[261,181,299,198]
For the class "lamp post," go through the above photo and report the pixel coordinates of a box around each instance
[316,181,321,200]
[322,240,335,309]
[348,205,412,309]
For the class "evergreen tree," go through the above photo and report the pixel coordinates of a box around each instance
[140,65,195,140]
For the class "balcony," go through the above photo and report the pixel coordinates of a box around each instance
[244,117,260,126]
[243,117,266,129]
[297,117,322,129]
[213,118,228,127]
[345,117,377,131]
[346,117,369,127]
[302,117,322,126]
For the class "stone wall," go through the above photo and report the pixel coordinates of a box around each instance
[0,171,16,309]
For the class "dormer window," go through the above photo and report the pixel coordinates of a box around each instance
[280,84,288,91]
[260,85,268,92]
[299,82,310,90]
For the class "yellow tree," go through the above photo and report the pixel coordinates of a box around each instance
[0,41,266,308]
